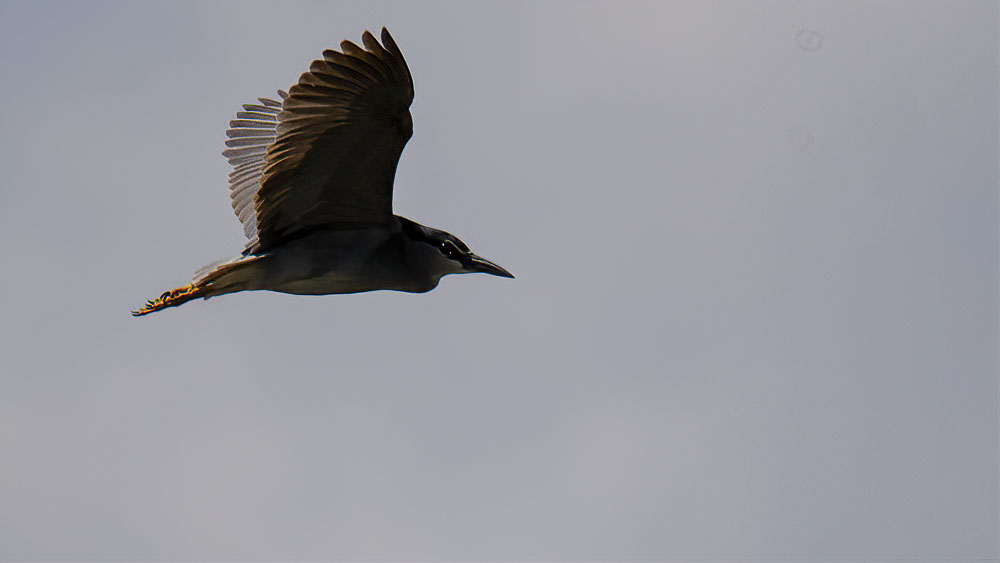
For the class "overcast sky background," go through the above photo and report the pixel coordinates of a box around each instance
[0,1,996,561]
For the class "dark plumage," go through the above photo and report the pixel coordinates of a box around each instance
[133,28,511,317]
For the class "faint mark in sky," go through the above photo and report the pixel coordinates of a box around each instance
[795,29,823,52]
[787,124,817,154]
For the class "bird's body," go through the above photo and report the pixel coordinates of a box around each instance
[133,28,511,316]
[204,218,465,296]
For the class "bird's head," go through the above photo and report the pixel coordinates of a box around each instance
[431,232,515,279]
[400,217,514,281]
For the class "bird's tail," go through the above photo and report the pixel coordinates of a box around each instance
[131,283,208,317]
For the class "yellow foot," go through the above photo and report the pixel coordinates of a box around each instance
[131,284,200,317]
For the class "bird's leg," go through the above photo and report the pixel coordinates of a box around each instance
[131,284,204,316]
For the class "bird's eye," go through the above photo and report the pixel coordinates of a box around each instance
[440,241,457,257]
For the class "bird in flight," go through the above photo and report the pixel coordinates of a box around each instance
[133,28,512,316]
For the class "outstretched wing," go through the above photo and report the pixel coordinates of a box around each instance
[249,27,414,253]
[222,91,287,250]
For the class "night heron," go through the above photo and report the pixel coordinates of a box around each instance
[133,28,512,317]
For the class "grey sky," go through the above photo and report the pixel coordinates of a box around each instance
[0,1,996,561]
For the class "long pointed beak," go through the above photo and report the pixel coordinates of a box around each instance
[466,254,514,278]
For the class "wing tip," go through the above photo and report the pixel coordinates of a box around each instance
[380,27,396,49]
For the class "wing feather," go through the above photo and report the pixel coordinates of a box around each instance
[236,111,277,121]
[222,90,288,247]
[249,27,414,252]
